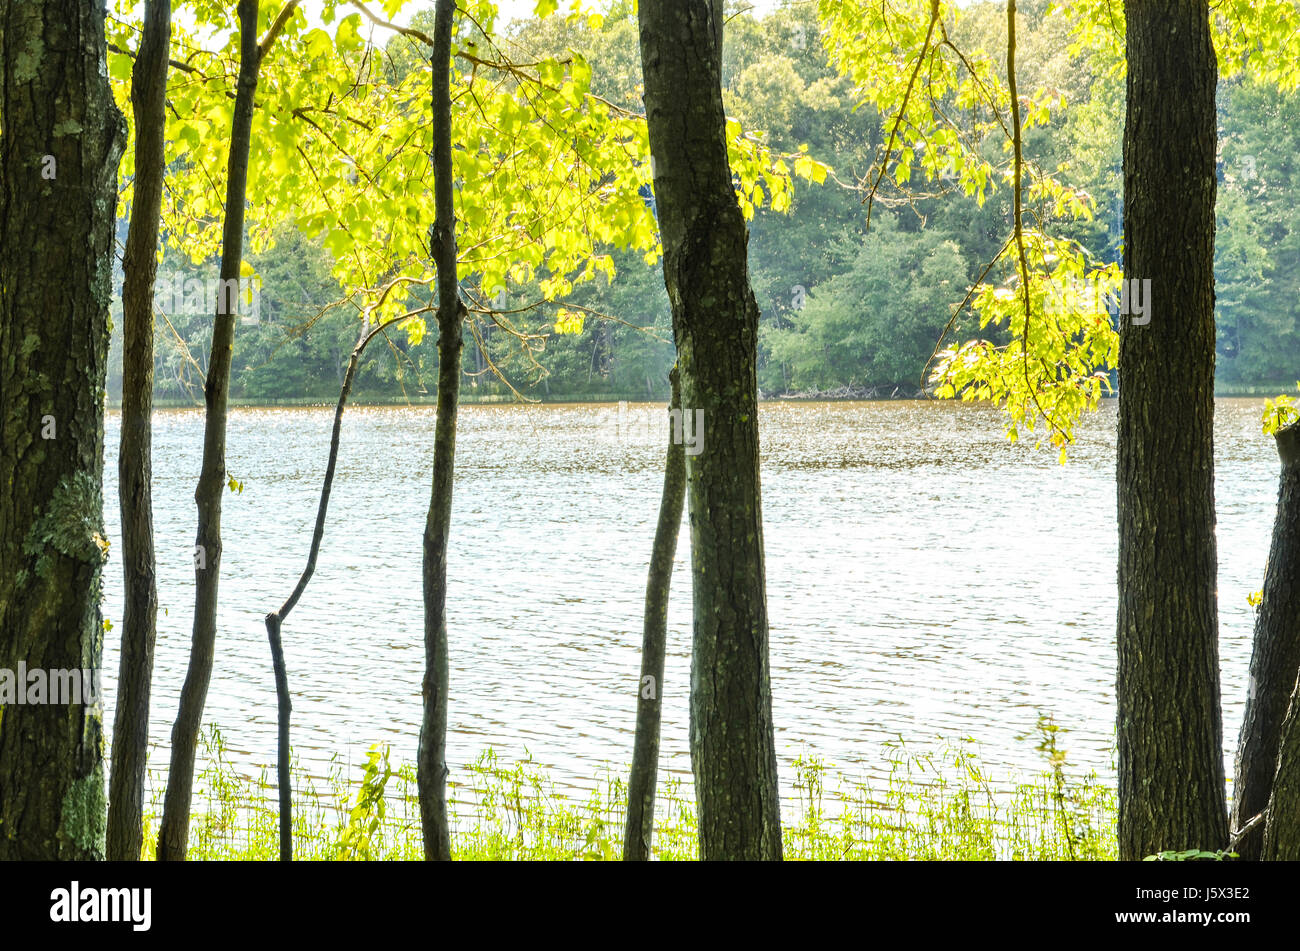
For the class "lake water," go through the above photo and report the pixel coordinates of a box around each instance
[99,398,1278,805]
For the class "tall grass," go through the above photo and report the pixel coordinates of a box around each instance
[139,719,1116,861]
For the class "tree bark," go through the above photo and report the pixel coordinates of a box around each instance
[639,0,783,860]
[1250,421,1300,859]
[623,367,686,861]
[1116,0,1227,859]
[0,0,125,860]
[1232,422,1300,858]
[417,0,462,862]
[108,0,171,863]
[1262,676,1300,859]
[157,0,263,861]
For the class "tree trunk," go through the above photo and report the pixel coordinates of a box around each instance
[108,0,171,863]
[639,0,783,860]
[1247,421,1299,859]
[623,367,686,861]
[417,0,462,862]
[264,307,423,861]
[1262,678,1300,858]
[157,0,262,861]
[1232,422,1300,858]
[0,0,125,860]
[1116,0,1227,860]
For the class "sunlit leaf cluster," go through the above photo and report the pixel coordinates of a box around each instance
[1061,0,1300,92]
[1262,383,1300,436]
[106,0,817,363]
[930,233,1120,462]
[817,0,1109,456]
[817,0,1300,458]
[817,0,1062,208]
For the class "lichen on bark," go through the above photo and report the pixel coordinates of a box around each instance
[58,772,107,857]
[22,472,107,579]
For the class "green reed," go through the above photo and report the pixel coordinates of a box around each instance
[138,720,1116,861]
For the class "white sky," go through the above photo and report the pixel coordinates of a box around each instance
[459,1,787,25]
[164,0,791,35]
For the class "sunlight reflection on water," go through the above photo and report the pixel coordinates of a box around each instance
[99,398,1275,802]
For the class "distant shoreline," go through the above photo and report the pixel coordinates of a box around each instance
[103,382,1288,412]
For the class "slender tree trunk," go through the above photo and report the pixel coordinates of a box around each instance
[1232,422,1300,858]
[0,0,125,860]
[418,0,462,861]
[157,0,263,861]
[623,367,686,861]
[1116,0,1227,860]
[108,0,171,863]
[639,0,783,860]
[262,340,358,863]
[264,308,420,861]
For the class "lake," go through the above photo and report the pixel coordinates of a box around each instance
[99,398,1278,806]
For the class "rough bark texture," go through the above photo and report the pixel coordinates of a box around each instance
[1233,422,1300,859]
[639,0,783,860]
[1262,523,1300,861]
[623,367,686,861]
[417,0,461,862]
[157,0,261,861]
[108,0,171,863]
[1116,0,1227,860]
[1262,691,1300,859]
[0,0,125,860]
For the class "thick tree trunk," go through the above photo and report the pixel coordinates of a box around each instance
[0,0,125,860]
[1116,0,1227,860]
[1232,422,1300,859]
[108,0,171,863]
[639,0,783,860]
[157,0,262,861]
[1262,679,1300,859]
[623,367,686,861]
[417,0,461,862]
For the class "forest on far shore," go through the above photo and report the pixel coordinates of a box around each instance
[106,0,1300,406]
